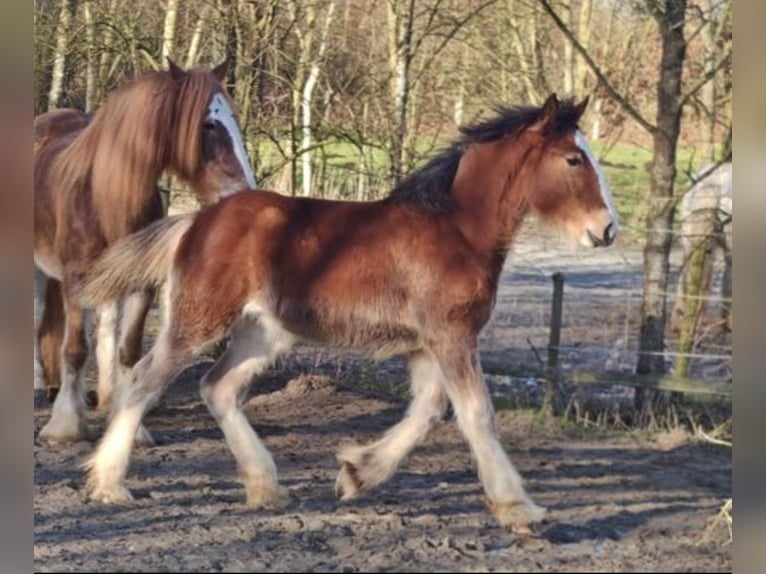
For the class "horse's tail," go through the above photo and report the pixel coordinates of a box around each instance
[80,214,195,306]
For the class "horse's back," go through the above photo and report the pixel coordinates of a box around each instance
[680,162,732,217]
[175,190,498,356]
[34,109,91,147]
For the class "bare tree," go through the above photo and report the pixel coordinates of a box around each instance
[537,0,730,417]
[47,0,77,110]
[161,0,179,63]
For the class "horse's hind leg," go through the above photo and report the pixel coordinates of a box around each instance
[335,350,448,499]
[34,266,53,407]
[94,302,119,413]
[437,346,545,532]
[115,289,156,445]
[199,316,293,509]
[39,286,89,442]
[85,327,191,503]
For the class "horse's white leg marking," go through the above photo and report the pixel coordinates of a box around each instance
[336,350,448,498]
[85,329,182,503]
[199,313,293,509]
[39,304,89,443]
[439,349,545,529]
[95,302,118,412]
[33,266,48,402]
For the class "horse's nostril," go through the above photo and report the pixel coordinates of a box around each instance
[604,222,616,246]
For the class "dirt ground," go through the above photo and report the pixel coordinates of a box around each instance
[34,234,733,572]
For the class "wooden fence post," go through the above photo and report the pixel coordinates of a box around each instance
[542,271,565,418]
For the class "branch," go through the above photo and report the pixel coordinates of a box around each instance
[536,0,656,135]
[680,48,731,106]
[412,0,498,88]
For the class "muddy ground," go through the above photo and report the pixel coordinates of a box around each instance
[34,234,733,572]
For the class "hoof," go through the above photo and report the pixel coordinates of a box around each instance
[335,460,362,500]
[245,482,290,510]
[487,498,547,534]
[335,444,389,500]
[86,481,134,505]
[39,419,91,444]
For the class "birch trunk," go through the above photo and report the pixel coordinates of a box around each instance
[47,0,76,110]
[563,1,574,95]
[301,1,336,197]
[83,0,96,112]
[185,5,210,69]
[575,0,593,93]
[161,0,179,63]
[386,0,416,185]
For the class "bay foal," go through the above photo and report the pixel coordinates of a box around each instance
[80,94,618,530]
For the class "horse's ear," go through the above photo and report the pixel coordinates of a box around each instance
[574,96,589,120]
[167,58,186,81]
[211,59,229,82]
[530,93,559,132]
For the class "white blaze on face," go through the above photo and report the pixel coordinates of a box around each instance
[207,92,257,190]
[575,130,620,240]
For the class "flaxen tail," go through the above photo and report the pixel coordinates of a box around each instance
[80,214,195,306]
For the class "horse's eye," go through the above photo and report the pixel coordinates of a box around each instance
[566,154,582,167]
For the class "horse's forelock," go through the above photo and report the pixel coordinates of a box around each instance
[172,71,223,178]
[51,72,178,241]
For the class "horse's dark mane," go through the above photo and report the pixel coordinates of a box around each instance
[388,98,582,213]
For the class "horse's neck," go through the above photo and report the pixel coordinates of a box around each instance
[449,140,531,255]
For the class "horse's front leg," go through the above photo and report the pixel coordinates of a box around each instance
[39,284,90,443]
[437,345,546,533]
[335,349,448,499]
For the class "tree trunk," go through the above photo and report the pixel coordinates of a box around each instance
[562,1,574,95]
[701,0,717,161]
[673,232,713,377]
[83,0,96,112]
[387,0,416,185]
[47,0,77,110]
[575,0,593,94]
[161,0,179,63]
[98,0,118,94]
[634,0,687,414]
[301,1,336,197]
[185,5,210,69]
[507,0,541,103]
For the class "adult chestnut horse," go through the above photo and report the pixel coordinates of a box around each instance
[79,94,618,531]
[34,59,256,444]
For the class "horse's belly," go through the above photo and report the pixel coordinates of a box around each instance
[277,300,421,360]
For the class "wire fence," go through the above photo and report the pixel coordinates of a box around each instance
[478,221,732,406]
